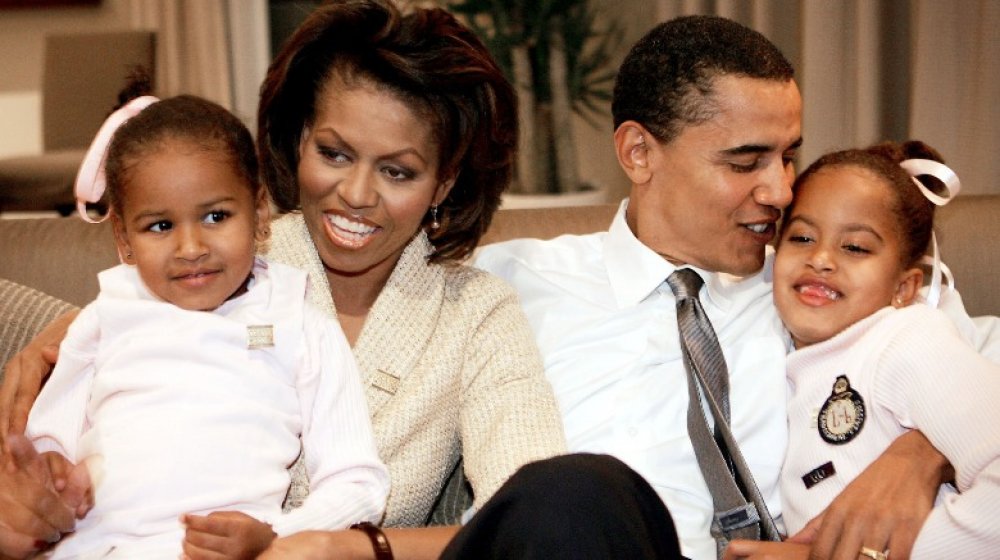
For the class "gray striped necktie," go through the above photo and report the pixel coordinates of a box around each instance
[667,268,779,557]
[667,269,731,425]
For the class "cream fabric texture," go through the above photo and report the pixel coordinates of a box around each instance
[264,214,567,527]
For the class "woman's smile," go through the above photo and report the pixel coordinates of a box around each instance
[324,212,380,249]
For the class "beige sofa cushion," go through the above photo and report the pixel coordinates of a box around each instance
[936,196,999,317]
[0,195,996,315]
[0,217,117,307]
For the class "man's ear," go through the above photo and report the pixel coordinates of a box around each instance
[892,267,924,307]
[111,213,133,264]
[614,121,652,185]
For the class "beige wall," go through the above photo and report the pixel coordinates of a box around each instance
[572,0,656,204]
[0,0,637,199]
[4,1,996,198]
[0,1,131,157]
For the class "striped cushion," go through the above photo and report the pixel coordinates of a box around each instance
[0,278,77,378]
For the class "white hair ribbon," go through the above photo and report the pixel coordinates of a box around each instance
[74,95,159,223]
[899,158,961,308]
[899,158,961,205]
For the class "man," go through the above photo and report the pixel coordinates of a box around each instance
[476,15,954,560]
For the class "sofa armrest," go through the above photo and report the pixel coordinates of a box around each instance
[0,279,78,381]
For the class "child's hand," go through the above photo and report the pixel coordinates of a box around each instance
[722,539,811,559]
[40,452,92,519]
[181,511,276,560]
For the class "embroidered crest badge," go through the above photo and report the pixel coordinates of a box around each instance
[817,375,865,444]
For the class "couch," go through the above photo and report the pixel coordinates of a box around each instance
[2,194,998,368]
[1,197,998,525]
[2,196,998,314]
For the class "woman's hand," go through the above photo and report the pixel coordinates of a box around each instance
[181,511,276,560]
[259,526,459,560]
[258,530,370,560]
[0,310,77,436]
[788,430,945,560]
[0,435,77,559]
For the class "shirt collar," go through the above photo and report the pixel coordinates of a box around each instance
[603,198,736,311]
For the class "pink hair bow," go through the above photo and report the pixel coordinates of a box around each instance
[74,95,159,222]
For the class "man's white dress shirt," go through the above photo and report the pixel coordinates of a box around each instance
[475,201,791,560]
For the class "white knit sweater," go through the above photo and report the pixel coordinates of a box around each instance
[263,214,567,526]
[782,304,1000,559]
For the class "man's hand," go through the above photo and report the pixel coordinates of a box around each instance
[0,435,76,559]
[181,511,276,560]
[0,310,76,437]
[788,431,946,560]
[723,539,811,560]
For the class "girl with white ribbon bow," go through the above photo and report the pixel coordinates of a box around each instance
[24,77,389,559]
[728,140,1000,560]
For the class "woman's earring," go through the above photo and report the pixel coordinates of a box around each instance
[430,205,440,230]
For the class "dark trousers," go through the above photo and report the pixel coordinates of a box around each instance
[440,453,684,559]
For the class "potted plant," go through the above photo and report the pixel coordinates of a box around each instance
[446,0,622,200]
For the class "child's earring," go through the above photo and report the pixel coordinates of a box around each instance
[430,205,440,230]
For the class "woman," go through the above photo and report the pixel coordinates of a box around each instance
[258,0,569,543]
[0,1,566,558]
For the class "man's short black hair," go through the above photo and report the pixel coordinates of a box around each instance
[612,15,794,142]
